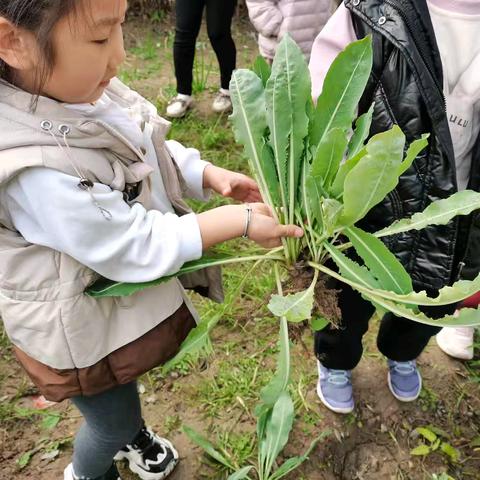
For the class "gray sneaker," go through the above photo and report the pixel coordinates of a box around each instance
[387,359,422,402]
[316,361,354,414]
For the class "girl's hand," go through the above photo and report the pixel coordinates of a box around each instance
[203,165,262,202]
[197,203,303,250]
[248,203,303,248]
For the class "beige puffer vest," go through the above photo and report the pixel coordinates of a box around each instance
[0,79,222,371]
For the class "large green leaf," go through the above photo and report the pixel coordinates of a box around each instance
[266,34,311,222]
[310,128,348,189]
[322,198,343,236]
[376,190,480,238]
[324,242,380,289]
[305,174,324,228]
[363,294,480,328]
[310,261,480,307]
[260,316,291,407]
[341,126,406,225]
[183,426,234,470]
[259,392,295,479]
[253,55,271,87]
[329,147,367,199]
[87,253,237,297]
[267,275,317,323]
[301,156,321,256]
[311,36,373,147]
[227,466,254,480]
[397,134,429,176]
[344,226,413,294]
[162,313,220,372]
[230,69,278,211]
[269,432,331,480]
[347,103,374,158]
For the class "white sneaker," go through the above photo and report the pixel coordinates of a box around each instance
[212,89,232,113]
[64,464,76,480]
[64,463,122,480]
[436,326,474,360]
[165,94,192,118]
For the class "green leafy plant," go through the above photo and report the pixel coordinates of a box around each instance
[410,426,460,463]
[88,34,480,477]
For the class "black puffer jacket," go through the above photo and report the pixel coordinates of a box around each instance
[344,0,480,290]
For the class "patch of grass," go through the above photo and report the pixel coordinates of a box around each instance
[419,385,440,412]
[196,355,270,418]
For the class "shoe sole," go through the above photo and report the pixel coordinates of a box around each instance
[316,381,354,414]
[212,106,232,114]
[387,372,422,402]
[114,439,179,480]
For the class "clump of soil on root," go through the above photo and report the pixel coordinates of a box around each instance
[282,262,341,341]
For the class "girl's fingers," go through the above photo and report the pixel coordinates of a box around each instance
[278,224,304,239]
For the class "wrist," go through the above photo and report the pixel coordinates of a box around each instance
[202,164,217,189]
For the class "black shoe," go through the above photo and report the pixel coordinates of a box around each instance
[114,424,179,480]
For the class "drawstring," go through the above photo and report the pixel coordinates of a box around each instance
[42,122,112,221]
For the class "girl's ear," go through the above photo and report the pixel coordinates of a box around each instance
[0,18,37,71]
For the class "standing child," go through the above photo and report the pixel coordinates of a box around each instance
[308,0,480,414]
[0,1,303,479]
[245,0,333,62]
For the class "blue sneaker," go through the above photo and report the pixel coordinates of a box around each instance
[387,359,422,402]
[316,361,354,414]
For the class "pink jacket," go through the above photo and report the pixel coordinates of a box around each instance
[246,0,333,60]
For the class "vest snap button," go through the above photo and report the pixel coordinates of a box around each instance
[378,16,387,25]
[140,147,147,155]
[353,0,360,6]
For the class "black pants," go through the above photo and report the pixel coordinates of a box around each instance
[314,282,457,370]
[174,0,237,95]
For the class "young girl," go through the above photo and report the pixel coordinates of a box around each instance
[245,0,333,62]
[309,0,480,413]
[0,1,303,479]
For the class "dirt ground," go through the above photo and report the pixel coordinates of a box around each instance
[1,317,479,480]
[1,11,480,480]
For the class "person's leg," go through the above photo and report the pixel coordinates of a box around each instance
[315,283,375,370]
[205,0,237,90]
[314,281,375,413]
[377,303,457,361]
[71,382,143,479]
[173,0,205,95]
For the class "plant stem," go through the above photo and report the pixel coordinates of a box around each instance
[274,262,283,296]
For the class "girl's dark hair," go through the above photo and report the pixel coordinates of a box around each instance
[0,0,78,93]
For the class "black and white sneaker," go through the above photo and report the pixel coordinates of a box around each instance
[64,463,122,480]
[114,425,179,480]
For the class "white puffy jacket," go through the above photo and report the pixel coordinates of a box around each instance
[246,0,334,60]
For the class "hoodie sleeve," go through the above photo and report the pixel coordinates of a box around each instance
[246,0,283,38]
[4,167,204,283]
[309,3,358,102]
[165,139,211,201]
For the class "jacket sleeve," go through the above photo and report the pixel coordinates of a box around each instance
[246,0,283,37]
[309,3,358,102]
[4,167,204,283]
[165,139,211,201]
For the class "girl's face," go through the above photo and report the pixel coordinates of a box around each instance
[19,0,127,104]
